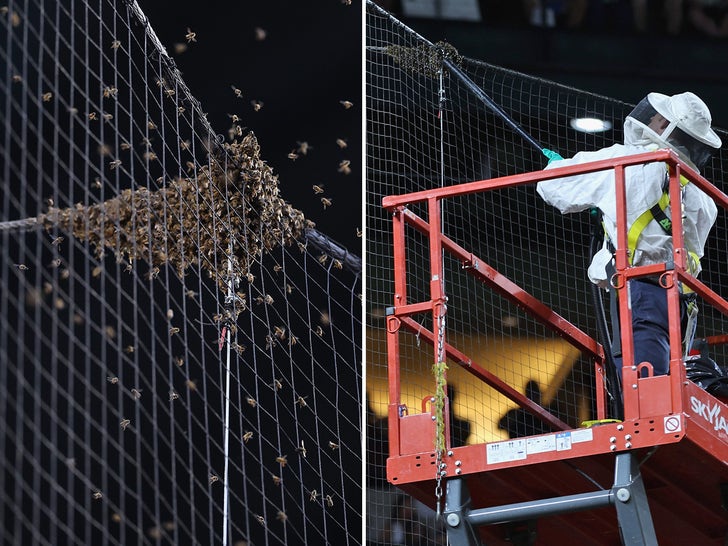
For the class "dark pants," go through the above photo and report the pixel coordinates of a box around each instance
[614,280,687,377]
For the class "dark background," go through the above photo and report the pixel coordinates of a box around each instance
[137,0,362,255]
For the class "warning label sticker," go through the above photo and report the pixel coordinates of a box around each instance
[486,439,526,465]
[556,432,572,451]
[526,435,556,455]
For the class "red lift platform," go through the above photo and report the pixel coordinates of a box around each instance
[382,150,728,545]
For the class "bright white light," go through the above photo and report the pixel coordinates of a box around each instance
[569,117,613,133]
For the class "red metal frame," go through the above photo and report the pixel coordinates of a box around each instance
[382,149,728,491]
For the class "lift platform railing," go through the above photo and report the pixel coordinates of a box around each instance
[381,149,728,488]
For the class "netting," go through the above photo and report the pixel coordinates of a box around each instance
[0,2,362,545]
[365,1,728,542]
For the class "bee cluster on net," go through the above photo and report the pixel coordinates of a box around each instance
[386,40,462,79]
[38,132,314,288]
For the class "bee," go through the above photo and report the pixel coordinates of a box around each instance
[110,40,121,49]
[276,511,287,523]
[339,100,354,109]
[336,138,347,149]
[296,395,308,408]
[102,113,113,122]
[68,106,78,115]
[276,455,287,467]
[209,474,219,485]
[92,265,102,277]
[147,121,157,130]
[254,27,267,41]
[177,106,185,113]
[356,227,362,238]
[273,379,283,391]
[325,494,334,508]
[254,514,265,526]
[185,289,197,299]
[14,263,29,271]
[242,431,253,443]
[328,441,339,450]
[312,184,324,194]
[173,42,188,54]
[105,326,116,339]
[93,490,103,500]
[166,309,174,320]
[54,297,65,310]
[103,86,117,98]
[169,390,179,401]
[120,418,131,430]
[147,266,160,280]
[12,74,22,83]
[143,151,157,161]
[124,345,135,354]
[169,327,180,335]
[88,111,98,120]
[289,335,298,346]
[296,141,311,155]
[287,151,299,161]
[273,264,282,273]
[228,113,240,123]
[131,388,142,400]
[333,259,343,270]
[42,92,52,102]
[231,85,243,98]
[295,441,307,458]
[186,379,197,391]
[338,159,351,175]
[321,197,332,209]
[314,325,324,337]
[271,474,281,486]
[274,326,286,339]
[246,396,256,407]
[93,178,102,188]
[232,342,246,355]
[250,100,263,112]
[120,141,131,150]
[60,269,70,280]
[309,489,318,502]
[111,513,122,523]
[175,356,184,367]
[180,139,191,151]
[164,88,175,98]
[185,27,197,43]
[341,0,352,4]
[317,254,328,265]
[109,159,122,170]
[43,282,53,294]
[107,376,119,384]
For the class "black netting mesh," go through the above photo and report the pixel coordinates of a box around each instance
[0,1,361,545]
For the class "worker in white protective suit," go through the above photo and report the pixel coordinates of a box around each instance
[537,91,721,377]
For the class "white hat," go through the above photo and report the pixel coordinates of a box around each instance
[648,91,722,149]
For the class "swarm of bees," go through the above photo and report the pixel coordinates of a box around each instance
[37,132,313,288]
[386,40,463,79]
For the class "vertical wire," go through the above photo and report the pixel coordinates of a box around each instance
[222,246,234,546]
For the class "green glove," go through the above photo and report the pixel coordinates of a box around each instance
[542,148,563,164]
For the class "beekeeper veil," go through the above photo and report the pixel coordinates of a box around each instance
[624,91,722,171]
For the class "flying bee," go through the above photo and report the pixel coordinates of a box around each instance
[120,418,131,430]
[169,327,180,335]
[92,265,102,277]
[109,159,122,170]
[296,395,308,408]
[254,514,265,526]
[14,263,29,271]
[88,111,98,120]
[110,40,121,49]
[287,151,299,161]
[271,474,281,486]
[289,335,298,346]
[321,197,332,209]
[356,227,362,238]
[339,100,353,109]
[338,159,351,175]
[93,490,103,500]
[276,454,288,467]
[102,113,113,122]
[209,474,218,485]
[333,259,343,270]
[317,254,328,265]
[120,142,131,150]
[51,236,64,246]
[296,141,311,155]
[336,138,348,149]
[147,120,157,130]
[173,42,188,54]
[314,325,324,337]
[164,88,175,98]
[186,379,197,391]
[103,86,117,98]
[273,379,283,391]
[228,113,240,123]
[131,388,142,400]
[312,184,324,194]
[169,390,179,401]
[180,139,191,151]
[254,27,267,41]
[250,100,263,112]
[246,396,256,407]
[295,441,307,458]
[273,264,282,273]
[107,376,119,384]
[325,495,334,508]
[274,326,285,339]
[42,92,52,102]
[276,511,287,522]
[231,85,243,98]
[185,27,197,43]
[124,345,134,354]
[328,441,339,450]
[309,489,318,502]
[242,431,253,443]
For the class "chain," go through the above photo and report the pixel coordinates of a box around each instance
[433,302,447,517]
